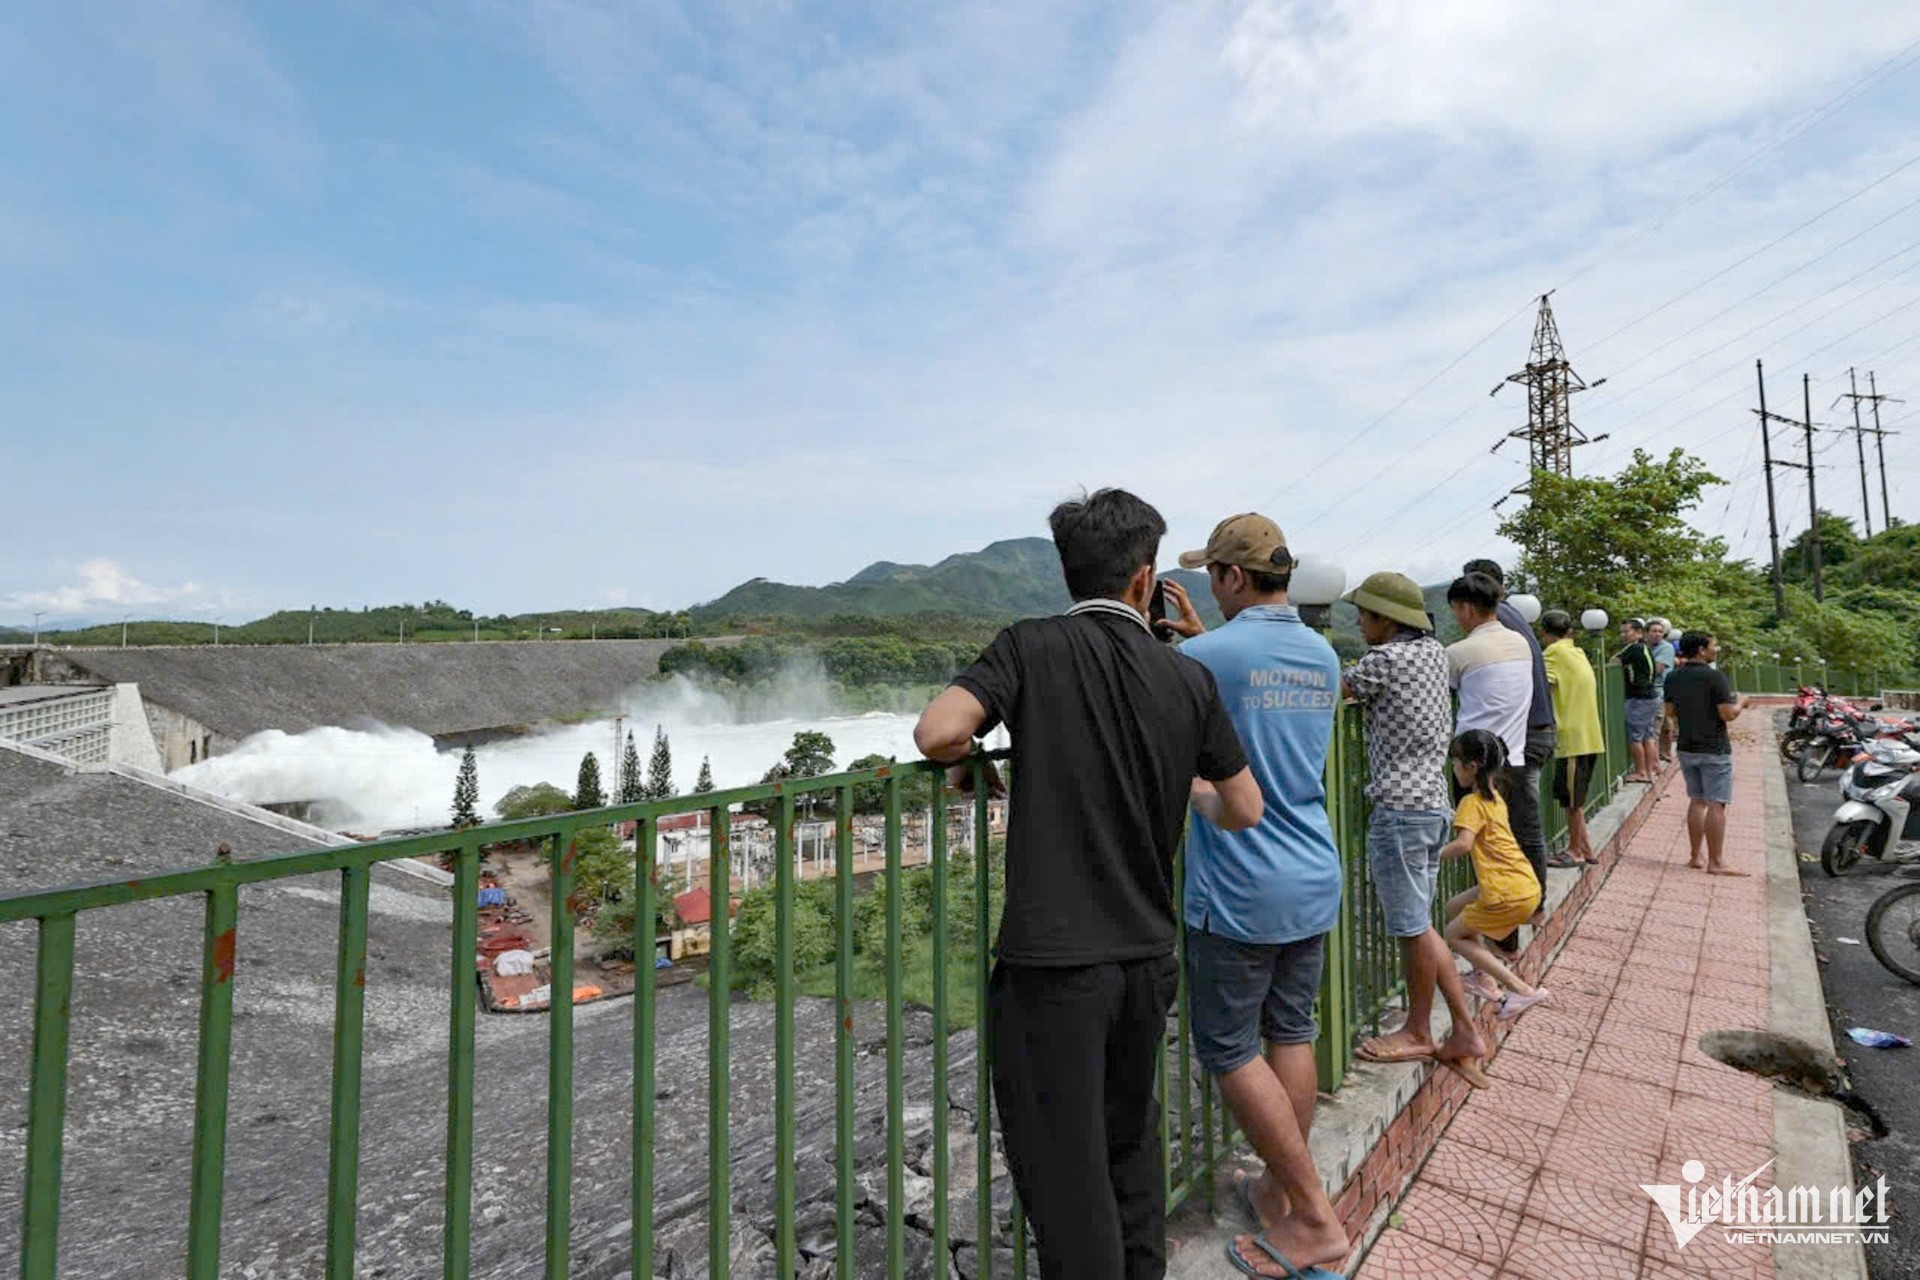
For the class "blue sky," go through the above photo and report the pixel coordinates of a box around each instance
[8,2,1920,625]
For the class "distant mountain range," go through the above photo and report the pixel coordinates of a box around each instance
[692,537,1225,625]
[693,537,1462,655]
[695,539,1071,620]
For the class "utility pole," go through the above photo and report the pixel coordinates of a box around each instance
[1755,360,1787,619]
[309,607,316,646]
[1867,372,1903,530]
[1837,369,1876,536]
[1490,292,1609,508]
[1802,374,1823,602]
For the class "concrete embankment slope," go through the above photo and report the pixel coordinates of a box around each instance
[47,638,729,741]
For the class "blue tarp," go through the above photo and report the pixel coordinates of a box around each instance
[477,887,507,908]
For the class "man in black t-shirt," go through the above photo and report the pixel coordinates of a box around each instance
[1663,630,1745,875]
[1614,618,1660,783]
[915,488,1262,1280]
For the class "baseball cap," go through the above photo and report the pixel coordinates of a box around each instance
[1177,513,1293,573]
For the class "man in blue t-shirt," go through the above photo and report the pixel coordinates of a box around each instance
[1161,513,1348,1274]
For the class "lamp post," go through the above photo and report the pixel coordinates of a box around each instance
[1508,593,1542,625]
[122,614,131,648]
[1580,608,1609,667]
[32,612,43,646]
[1291,556,1347,631]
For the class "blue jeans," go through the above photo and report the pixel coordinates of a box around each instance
[1366,806,1452,938]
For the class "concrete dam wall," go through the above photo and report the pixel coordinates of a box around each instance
[47,639,728,744]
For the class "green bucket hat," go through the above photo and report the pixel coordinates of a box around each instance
[1343,571,1431,632]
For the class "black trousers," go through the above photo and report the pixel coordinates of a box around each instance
[990,954,1179,1280]
[1503,725,1556,890]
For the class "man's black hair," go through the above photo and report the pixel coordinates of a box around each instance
[1049,488,1167,601]
[1214,562,1292,594]
[1462,558,1505,587]
[1445,573,1502,614]
[1677,630,1714,660]
[1540,609,1574,638]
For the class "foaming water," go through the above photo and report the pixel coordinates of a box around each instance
[173,675,927,833]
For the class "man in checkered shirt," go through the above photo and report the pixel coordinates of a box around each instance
[1341,571,1489,1085]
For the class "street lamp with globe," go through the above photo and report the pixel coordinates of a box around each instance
[1580,608,1610,666]
[1291,556,1347,631]
[1508,593,1542,625]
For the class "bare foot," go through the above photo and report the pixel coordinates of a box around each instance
[1438,1022,1489,1063]
[1229,1211,1350,1277]
[1356,1029,1436,1063]
[1688,858,1706,870]
[1707,866,1751,877]
[1238,1168,1289,1228]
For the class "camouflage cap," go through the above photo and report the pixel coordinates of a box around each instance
[1177,513,1293,573]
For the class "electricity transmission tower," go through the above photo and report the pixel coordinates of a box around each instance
[1491,292,1607,507]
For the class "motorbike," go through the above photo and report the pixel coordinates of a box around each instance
[1868,879,1920,986]
[1796,706,1916,782]
[1821,738,1920,875]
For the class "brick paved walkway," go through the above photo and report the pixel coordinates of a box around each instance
[1357,725,1778,1279]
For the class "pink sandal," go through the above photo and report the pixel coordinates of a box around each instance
[1496,988,1552,1021]
[1462,971,1501,1002]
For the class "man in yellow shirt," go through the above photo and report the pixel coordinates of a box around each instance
[1539,610,1605,864]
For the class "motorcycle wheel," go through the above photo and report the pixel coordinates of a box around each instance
[1780,732,1810,762]
[1866,882,1920,986]
[1797,739,1833,784]
[1821,820,1874,877]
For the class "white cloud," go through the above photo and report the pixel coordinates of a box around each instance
[2,559,235,619]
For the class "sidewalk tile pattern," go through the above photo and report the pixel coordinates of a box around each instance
[1357,726,1776,1280]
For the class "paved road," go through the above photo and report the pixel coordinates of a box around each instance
[1783,730,1920,1278]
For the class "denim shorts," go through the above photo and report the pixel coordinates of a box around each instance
[1626,696,1661,743]
[1185,928,1326,1074]
[1678,751,1733,804]
[1365,806,1451,938]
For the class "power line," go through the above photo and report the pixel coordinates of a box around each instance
[1591,195,1920,388]
[1554,38,1920,295]
[1581,148,1920,355]
[1259,294,1538,509]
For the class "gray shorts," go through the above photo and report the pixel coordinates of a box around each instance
[1185,928,1326,1074]
[1626,696,1661,743]
[1366,806,1451,938]
[1678,751,1733,805]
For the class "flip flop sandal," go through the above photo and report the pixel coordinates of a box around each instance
[1547,852,1582,869]
[1496,988,1553,1022]
[1438,1056,1493,1089]
[1233,1169,1269,1229]
[1355,1038,1436,1064]
[1225,1233,1347,1279]
[1462,971,1501,1002]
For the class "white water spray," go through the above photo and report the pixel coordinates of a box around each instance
[173,675,925,833]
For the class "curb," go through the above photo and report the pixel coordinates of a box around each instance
[1761,733,1870,1280]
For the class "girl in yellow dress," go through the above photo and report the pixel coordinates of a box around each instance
[1442,730,1552,1020]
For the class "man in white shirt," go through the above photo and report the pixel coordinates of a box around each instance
[1444,573,1532,776]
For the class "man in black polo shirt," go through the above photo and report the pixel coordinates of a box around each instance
[915,488,1262,1280]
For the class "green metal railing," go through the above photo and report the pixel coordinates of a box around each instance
[1329,662,1632,1069]
[1723,661,1886,697]
[8,670,1640,1276]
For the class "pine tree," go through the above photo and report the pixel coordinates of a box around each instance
[618,731,644,804]
[646,725,676,799]
[694,755,715,794]
[574,751,606,810]
[450,745,480,829]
